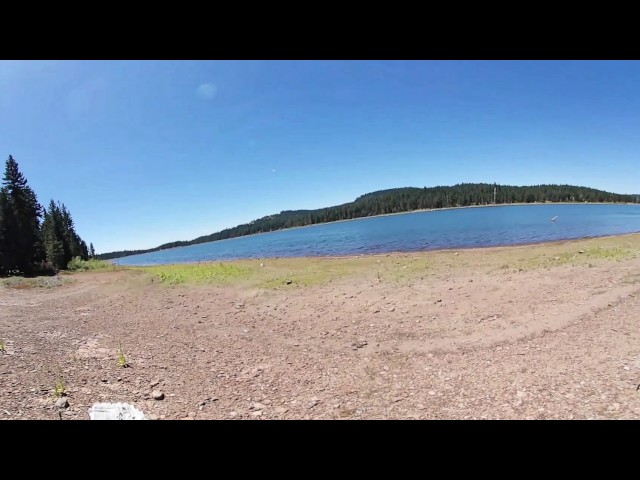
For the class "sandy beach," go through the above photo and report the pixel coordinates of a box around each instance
[2,233,640,420]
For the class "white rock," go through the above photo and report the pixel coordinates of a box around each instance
[88,402,146,420]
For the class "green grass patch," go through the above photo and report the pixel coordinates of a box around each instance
[141,262,254,285]
[67,257,118,272]
[140,257,378,288]
[485,236,640,273]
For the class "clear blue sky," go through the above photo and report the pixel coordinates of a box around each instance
[1,60,639,253]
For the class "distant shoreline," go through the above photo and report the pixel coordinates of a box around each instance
[111,202,640,266]
[122,201,640,252]
[278,201,639,231]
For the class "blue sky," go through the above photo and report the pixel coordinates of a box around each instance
[1,60,639,253]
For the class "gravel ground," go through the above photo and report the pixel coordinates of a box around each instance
[1,238,640,420]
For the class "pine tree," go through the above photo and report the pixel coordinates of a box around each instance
[89,242,96,258]
[0,156,42,274]
[41,199,89,270]
[42,201,63,269]
[0,190,7,274]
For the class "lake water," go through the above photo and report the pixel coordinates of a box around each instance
[116,204,640,266]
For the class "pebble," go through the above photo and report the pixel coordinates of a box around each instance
[275,407,288,414]
[229,411,238,417]
[150,380,160,388]
[55,398,69,409]
[148,414,159,420]
[428,391,436,396]
[152,390,165,401]
[251,410,263,417]
[388,307,395,312]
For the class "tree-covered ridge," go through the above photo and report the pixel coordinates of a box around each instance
[98,183,637,261]
[0,155,90,275]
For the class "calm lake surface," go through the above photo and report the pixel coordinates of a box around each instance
[116,204,640,266]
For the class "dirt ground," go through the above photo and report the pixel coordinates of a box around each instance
[2,235,640,420]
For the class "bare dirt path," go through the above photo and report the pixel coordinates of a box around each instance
[1,239,640,419]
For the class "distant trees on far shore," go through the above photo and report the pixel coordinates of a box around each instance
[0,155,91,276]
[99,182,637,261]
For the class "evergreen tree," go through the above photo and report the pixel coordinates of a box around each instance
[0,156,42,274]
[0,190,7,274]
[41,199,89,270]
[89,242,96,258]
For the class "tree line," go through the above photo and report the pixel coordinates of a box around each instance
[99,182,637,260]
[0,155,93,275]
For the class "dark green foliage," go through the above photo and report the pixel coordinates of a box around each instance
[89,242,96,258]
[41,199,88,270]
[0,155,88,275]
[98,182,634,261]
[0,156,43,274]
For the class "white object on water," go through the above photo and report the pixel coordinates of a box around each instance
[551,216,558,222]
[89,402,147,420]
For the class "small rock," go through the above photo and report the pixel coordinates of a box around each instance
[148,414,159,420]
[260,263,265,267]
[286,279,292,285]
[251,410,263,417]
[55,398,69,409]
[454,252,459,256]
[150,380,160,388]
[251,402,267,410]
[372,308,380,314]
[275,407,288,414]
[388,307,395,312]
[229,411,238,417]
[188,412,196,418]
[428,391,436,396]
[578,250,584,254]
[152,390,165,401]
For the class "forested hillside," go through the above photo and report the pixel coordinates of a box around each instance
[99,183,636,260]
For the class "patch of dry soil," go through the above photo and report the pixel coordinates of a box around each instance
[1,250,640,419]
